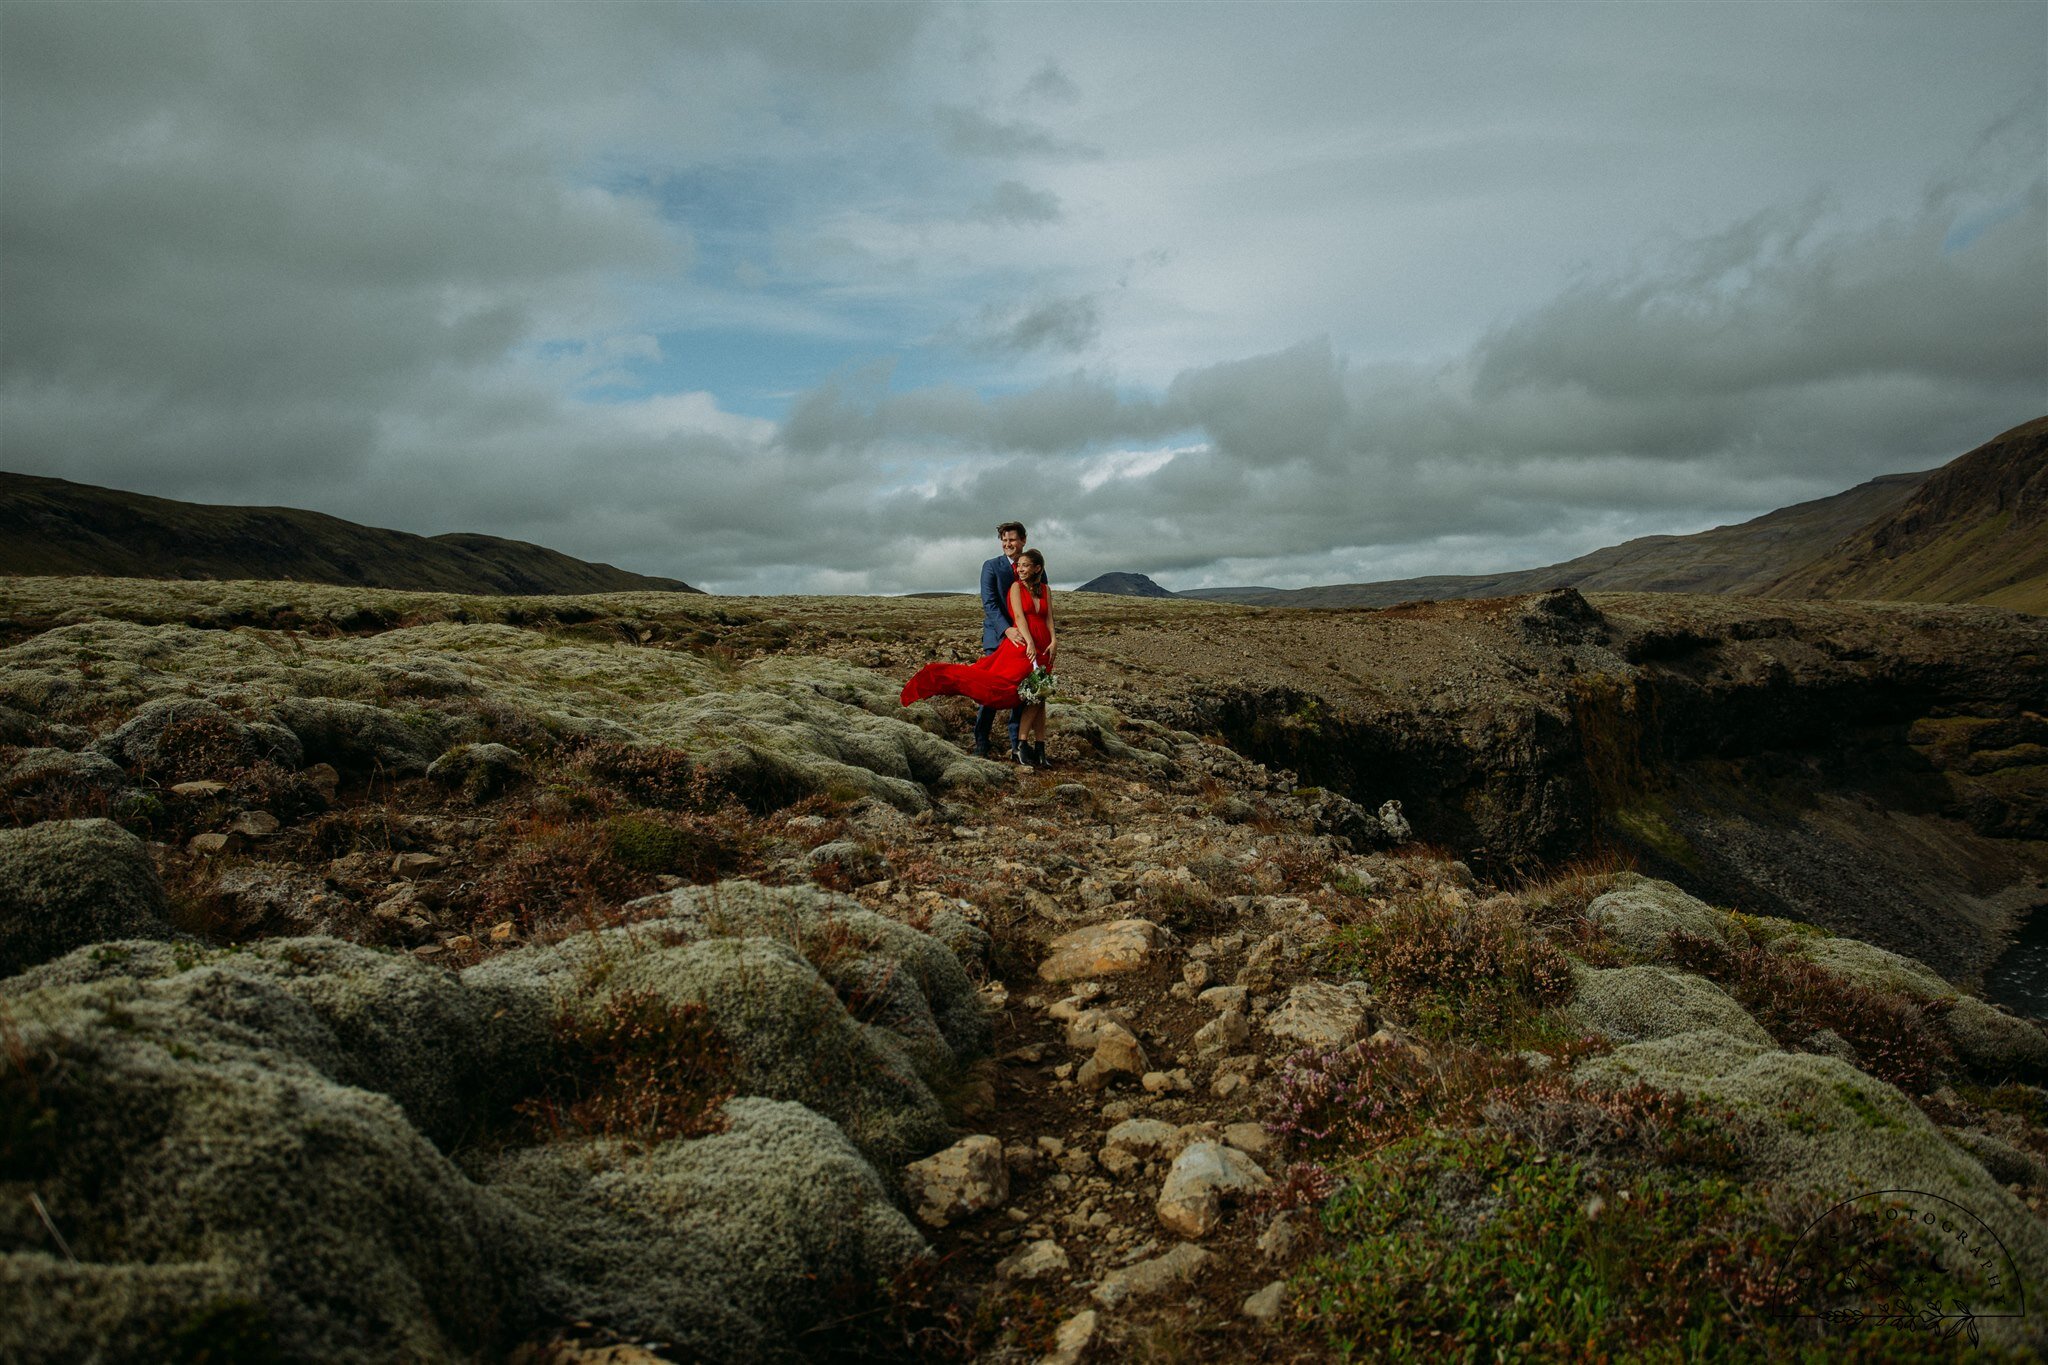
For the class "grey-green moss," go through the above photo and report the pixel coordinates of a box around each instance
[1576,1028,2048,1350]
[483,1097,927,1363]
[1566,963,1774,1047]
[0,820,172,976]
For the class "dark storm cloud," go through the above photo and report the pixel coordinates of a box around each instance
[772,166,2044,590]
[0,0,925,506]
[2,0,2041,594]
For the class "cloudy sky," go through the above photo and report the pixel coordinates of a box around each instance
[3,1,2042,594]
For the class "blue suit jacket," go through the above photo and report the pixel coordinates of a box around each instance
[980,554,1017,652]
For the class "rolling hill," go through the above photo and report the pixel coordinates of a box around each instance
[1177,467,1933,609]
[0,473,701,595]
[1764,416,2048,614]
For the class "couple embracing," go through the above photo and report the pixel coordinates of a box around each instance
[899,520,1058,768]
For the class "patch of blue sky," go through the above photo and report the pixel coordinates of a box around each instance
[1942,191,2035,254]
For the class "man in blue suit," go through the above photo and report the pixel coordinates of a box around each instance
[972,520,1028,757]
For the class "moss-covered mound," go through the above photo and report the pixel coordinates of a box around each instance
[0,820,172,976]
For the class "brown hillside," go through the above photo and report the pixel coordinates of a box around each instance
[0,472,700,596]
[1182,467,1930,608]
[1767,416,2048,613]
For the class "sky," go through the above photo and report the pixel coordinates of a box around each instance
[2,0,2043,595]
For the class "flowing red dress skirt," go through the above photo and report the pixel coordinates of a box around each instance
[901,595,1050,709]
[900,636,1033,709]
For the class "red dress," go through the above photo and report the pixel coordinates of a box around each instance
[901,584,1052,709]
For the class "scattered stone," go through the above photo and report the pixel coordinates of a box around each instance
[1039,918,1163,982]
[392,852,445,877]
[1223,1122,1275,1160]
[445,935,476,952]
[995,1239,1070,1282]
[188,832,233,857]
[1235,934,1285,991]
[1197,984,1247,1013]
[1039,1308,1099,1365]
[170,779,229,797]
[1141,1068,1193,1094]
[211,863,338,935]
[903,1134,1010,1228]
[1052,783,1092,803]
[490,921,517,943]
[1156,1140,1271,1237]
[1257,1214,1299,1260]
[303,763,342,801]
[1182,959,1212,991]
[1090,1244,1212,1308]
[1377,799,1411,841]
[225,810,281,838]
[1193,1009,1250,1056]
[1077,1023,1150,1090]
[1264,980,1377,1051]
[1242,1280,1288,1322]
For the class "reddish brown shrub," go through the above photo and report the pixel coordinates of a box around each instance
[518,989,733,1144]
[1665,930,1957,1093]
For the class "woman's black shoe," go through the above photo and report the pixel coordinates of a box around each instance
[1012,744,1030,766]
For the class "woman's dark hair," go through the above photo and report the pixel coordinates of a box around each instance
[1017,548,1046,579]
[997,520,1027,539]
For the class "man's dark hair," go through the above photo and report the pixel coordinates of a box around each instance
[997,521,1027,540]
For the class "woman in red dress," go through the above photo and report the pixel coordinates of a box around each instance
[901,548,1057,766]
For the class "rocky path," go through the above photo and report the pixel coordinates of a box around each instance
[810,728,1427,1363]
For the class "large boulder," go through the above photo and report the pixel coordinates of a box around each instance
[0,820,172,975]
[484,1098,927,1362]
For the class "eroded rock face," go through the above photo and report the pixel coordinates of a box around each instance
[0,819,172,975]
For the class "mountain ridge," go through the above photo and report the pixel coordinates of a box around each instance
[0,472,701,596]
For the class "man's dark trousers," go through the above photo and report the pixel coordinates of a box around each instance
[973,550,1022,756]
[971,654,1022,755]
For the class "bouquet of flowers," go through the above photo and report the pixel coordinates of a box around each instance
[1015,666,1060,705]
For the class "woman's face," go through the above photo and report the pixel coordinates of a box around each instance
[1020,557,1042,582]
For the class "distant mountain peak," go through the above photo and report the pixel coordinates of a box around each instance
[1076,572,1178,598]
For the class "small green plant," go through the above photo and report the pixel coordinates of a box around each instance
[603,812,740,880]
[1299,1128,1972,1362]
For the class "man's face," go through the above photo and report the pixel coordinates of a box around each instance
[999,528,1024,560]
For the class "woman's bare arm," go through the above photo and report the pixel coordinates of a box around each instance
[1009,582,1040,666]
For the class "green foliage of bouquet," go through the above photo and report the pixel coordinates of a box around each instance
[1016,667,1060,705]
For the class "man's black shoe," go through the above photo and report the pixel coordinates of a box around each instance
[970,741,990,758]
